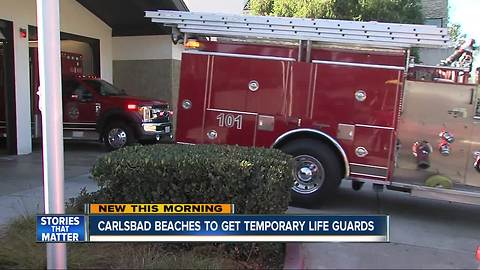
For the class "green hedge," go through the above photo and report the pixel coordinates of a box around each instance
[66,144,294,267]
[91,144,293,214]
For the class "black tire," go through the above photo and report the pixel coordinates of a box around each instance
[103,121,137,151]
[280,139,343,207]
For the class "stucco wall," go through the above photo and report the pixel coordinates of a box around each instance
[112,35,182,133]
[112,35,182,110]
[0,0,113,154]
[113,59,175,103]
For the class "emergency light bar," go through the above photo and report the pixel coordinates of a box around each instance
[145,10,451,49]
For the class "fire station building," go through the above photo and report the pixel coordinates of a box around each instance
[0,0,187,155]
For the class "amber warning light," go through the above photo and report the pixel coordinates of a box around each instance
[87,203,235,214]
[184,40,201,49]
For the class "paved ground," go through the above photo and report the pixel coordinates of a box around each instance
[1,142,479,269]
[289,182,480,269]
[0,141,103,226]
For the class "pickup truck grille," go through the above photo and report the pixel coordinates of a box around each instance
[144,105,170,123]
[153,104,169,111]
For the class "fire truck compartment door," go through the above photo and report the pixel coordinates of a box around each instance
[208,56,288,116]
[312,62,402,127]
[203,109,257,146]
[396,81,476,185]
[349,126,395,180]
[465,117,480,187]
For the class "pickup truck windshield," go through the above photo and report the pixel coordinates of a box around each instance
[83,79,126,96]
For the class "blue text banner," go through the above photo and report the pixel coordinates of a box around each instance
[88,215,389,242]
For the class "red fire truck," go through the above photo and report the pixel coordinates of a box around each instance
[147,11,480,206]
[0,49,173,151]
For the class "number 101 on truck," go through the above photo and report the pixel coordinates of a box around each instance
[146,11,480,206]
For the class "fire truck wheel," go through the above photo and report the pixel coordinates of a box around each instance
[280,139,343,206]
[103,121,137,151]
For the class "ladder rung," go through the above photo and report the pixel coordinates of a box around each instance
[146,10,445,35]
[155,20,448,44]
[178,28,448,48]
[146,10,450,48]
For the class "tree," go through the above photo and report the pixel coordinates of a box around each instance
[248,0,424,24]
[249,0,274,16]
[360,0,423,23]
[247,0,425,62]
[447,23,466,44]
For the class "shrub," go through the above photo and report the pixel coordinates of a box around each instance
[72,143,293,268]
[91,144,294,214]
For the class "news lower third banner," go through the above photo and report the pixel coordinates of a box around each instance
[36,205,389,243]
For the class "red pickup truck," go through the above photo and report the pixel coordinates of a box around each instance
[60,76,173,150]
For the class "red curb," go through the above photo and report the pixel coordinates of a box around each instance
[284,243,305,269]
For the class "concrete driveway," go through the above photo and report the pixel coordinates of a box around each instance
[0,141,102,226]
[289,182,480,269]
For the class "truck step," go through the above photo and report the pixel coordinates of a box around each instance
[389,181,480,206]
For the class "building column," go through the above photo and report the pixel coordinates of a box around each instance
[13,22,32,155]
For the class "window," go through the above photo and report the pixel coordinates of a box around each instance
[62,79,79,97]
[73,85,93,102]
[425,18,443,28]
[62,79,92,102]
[83,79,126,96]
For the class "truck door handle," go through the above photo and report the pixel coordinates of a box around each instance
[287,117,301,126]
[469,88,475,105]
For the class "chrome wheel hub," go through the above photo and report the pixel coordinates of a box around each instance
[292,155,325,194]
[108,128,127,149]
[298,167,313,181]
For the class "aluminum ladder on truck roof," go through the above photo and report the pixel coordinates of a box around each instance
[145,10,450,49]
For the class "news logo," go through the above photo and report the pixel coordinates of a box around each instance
[36,215,86,242]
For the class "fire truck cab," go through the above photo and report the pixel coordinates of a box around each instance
[147,11,480,206]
